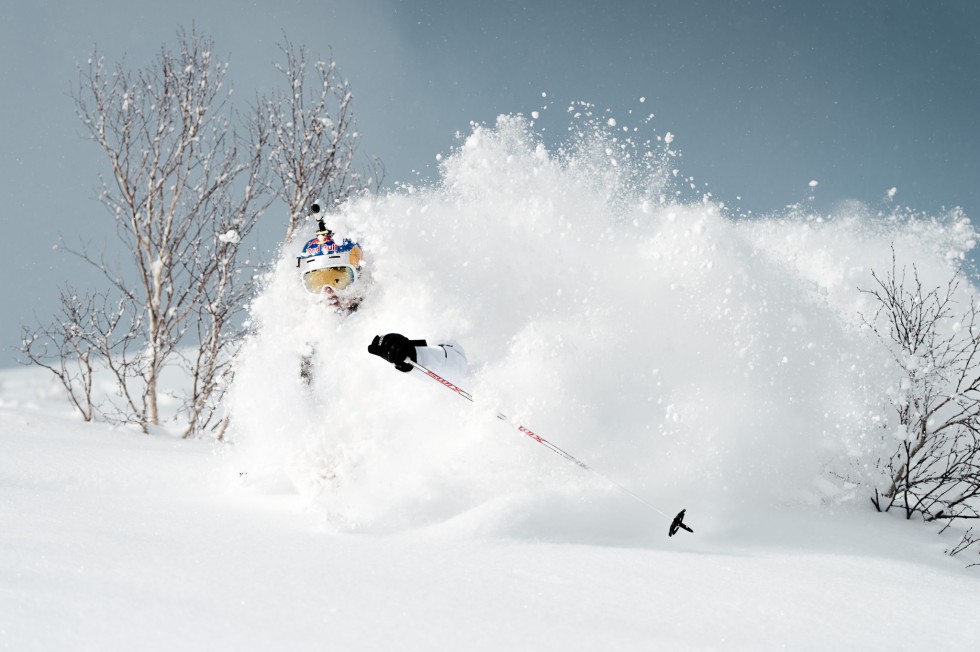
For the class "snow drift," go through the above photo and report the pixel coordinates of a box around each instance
[228,111,976,542]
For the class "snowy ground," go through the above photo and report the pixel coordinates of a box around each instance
[2,366,978,652]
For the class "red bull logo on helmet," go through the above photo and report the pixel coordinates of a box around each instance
[303,235,334,256]
[296,232,363,282]
[302,234,358,257]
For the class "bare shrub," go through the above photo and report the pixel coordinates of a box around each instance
[946,527,979,567]
[860,251,980,524]
[21,288,142,422]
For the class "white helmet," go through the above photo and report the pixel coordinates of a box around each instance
[296,219,362,294]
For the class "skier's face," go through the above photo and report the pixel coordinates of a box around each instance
[319,281,360,315]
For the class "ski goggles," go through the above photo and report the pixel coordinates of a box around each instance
[302,266,356,293]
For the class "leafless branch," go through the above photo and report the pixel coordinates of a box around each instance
[256,33,383,242]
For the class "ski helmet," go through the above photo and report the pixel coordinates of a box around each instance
[296,205,362,294]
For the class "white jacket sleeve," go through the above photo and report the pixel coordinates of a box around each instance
[412,340,468,386]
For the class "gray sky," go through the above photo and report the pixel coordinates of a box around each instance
[2,0,979,366]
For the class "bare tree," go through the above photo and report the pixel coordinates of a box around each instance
[52,27,271,435]
[860,251,980,524]
[257,35,382,242]
[23,29,379,437]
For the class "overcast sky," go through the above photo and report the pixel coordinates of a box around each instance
[2,0,979,366]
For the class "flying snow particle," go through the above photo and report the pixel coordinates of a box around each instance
[531,111,540,120]
[893,424,910,442]
[607,118,617,127]
[664,132,674,144]
[640,97,646,103]
[887,187,898,200]
[809,180,819,188]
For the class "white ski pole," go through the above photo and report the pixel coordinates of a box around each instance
[408,359,694,537]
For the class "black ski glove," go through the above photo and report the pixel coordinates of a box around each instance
[368,333,427,373]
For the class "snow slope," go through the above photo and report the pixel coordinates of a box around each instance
[5,112,980,650]
[1,367,978,651]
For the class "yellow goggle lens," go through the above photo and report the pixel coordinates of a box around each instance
[303,267,355,293]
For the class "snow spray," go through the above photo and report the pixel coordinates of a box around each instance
[229,106,976,541]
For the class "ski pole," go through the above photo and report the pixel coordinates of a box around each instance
[408,359,693,537]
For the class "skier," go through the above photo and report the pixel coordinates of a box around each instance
[292,206,692,538]
[296,208,365,317]
[296,204,466,384]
